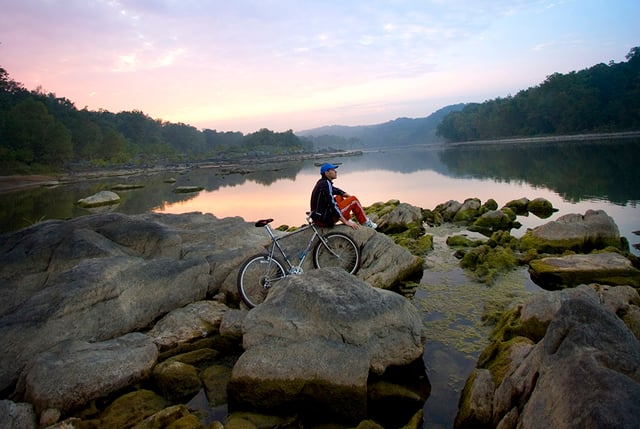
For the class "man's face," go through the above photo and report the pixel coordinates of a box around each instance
[325,169,337,179]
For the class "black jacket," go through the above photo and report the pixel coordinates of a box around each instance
[310,177,345,226]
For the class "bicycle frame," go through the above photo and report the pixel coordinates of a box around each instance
[261,216,331,275]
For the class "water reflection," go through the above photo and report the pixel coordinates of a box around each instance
[1,139,638,253]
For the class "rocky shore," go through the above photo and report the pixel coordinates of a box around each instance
[1,196,640,429]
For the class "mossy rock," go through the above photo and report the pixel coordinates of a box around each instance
[446,235,484,248]
[528,252,640,289]
[95,389,169,429]
[153,361,202,402]
[519,229,626,254]
[527,197,556,218]
[483,198,499,211]
[504,197,529,215]
[460,245,519,285]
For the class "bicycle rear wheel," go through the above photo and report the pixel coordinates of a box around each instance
[313,232,360,274]
[237,254,286,308]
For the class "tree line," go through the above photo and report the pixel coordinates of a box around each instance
[437,47,640,142]
[0,69,313,174]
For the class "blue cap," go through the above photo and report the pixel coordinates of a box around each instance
[320,163,339,174]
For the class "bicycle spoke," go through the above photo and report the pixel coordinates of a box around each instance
[237,254,286,308]
[313,233,360,274]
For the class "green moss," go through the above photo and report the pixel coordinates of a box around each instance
[519,229,627,254]
[479,336,534,386]
[446,235,484,247]
[460,245,518,285]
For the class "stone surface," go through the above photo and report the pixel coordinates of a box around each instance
[77,190,121,207]
[455,285,640,429]
[16,333,158,415]
[529,252,640,289]
[228,267,427,421]
[520,209,624,252]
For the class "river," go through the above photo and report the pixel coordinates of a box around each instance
[1,138,639,427]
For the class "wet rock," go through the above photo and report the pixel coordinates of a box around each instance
[77,190,121,207]
[527,197,556,218]
[529,252,640,289]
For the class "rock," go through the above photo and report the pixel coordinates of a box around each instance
[453,198,482,222]
[228,268,427,423]
[174,186,204,193]
[16,333,158,416]
[471,209,514,232]
[0,211,425,418]
[111,183,144,190]
[0,399,37,429]
[527,197,555,218]
[504,197,529,215]
[147,301,229,350]
[96,389,169,428]
[517,299,640,428]
[435,200,462,222]
[153,360,202,402]
[0,213,249,394]
[77,190,120,207]
[376,202,423,233]
[520,209,625,253]
[529,252,640,289]
[456,286,640,429]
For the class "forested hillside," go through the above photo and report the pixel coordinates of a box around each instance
[437,47,640,142]
[298,104,464,149]
[0,68,312,174]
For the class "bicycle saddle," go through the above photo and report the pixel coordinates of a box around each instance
[255,219,274,227]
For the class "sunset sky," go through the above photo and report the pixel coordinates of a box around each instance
[1,0,638,134]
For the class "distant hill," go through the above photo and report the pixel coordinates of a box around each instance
[297,104,465,150]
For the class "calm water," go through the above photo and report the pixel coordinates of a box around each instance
[2,139,639,428]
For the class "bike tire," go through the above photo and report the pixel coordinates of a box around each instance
[313,232,361,275]
[237,253,286,308]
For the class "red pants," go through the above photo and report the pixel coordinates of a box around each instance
[335,195,367,224]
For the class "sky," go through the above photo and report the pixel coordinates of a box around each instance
[1,1,638,134]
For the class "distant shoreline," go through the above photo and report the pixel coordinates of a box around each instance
[1,131,638,194]
[0,150,362,195]
[444,130,640,147]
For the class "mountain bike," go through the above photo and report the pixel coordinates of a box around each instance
[237,214,361,308]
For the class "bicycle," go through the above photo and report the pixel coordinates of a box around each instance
[237,213,361,308]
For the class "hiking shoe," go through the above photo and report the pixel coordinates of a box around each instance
[364,218,377,229]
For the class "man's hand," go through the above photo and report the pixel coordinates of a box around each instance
[346,220,359,230]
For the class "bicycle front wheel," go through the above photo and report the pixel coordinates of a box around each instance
[313,232,360,275]
[237,254,286,308]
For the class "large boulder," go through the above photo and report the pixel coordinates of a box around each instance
[520,209,625,253]
[0,211,422,402]
[0,212,261,394]
[529,252,640,289]
[16,333,158,416]
[455,284,640,429]
[228,267,428,423]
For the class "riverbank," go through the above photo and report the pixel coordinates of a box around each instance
[0,151,363,194]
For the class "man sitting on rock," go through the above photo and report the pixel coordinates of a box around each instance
[310,163,377,230]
